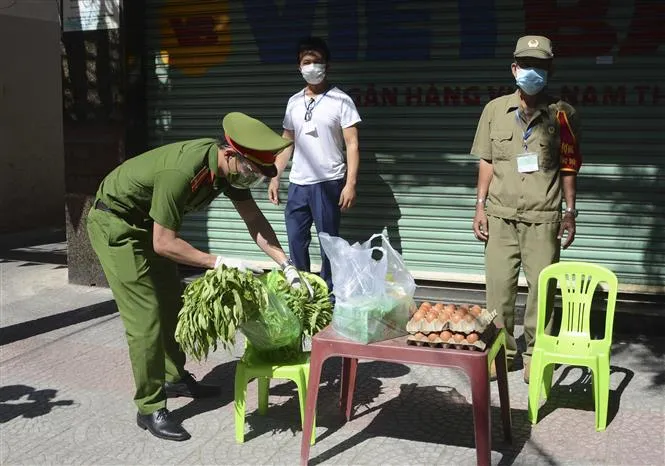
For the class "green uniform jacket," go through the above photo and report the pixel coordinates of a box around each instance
[96,138,251,229]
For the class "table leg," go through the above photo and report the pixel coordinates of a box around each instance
[495,345,512,443]
[339,357,358,421]
[301,351,325,466]
[469,358,491,466]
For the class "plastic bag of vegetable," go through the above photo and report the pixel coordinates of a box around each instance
[239,290,302,351]
[319,232,416,344]
[260,270,332,338]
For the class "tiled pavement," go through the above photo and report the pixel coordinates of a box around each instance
[1,242,664,465]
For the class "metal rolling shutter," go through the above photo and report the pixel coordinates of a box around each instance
[145,0,664,294]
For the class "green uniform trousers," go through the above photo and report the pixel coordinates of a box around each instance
[485,215,560,361]
[87,207,186,414]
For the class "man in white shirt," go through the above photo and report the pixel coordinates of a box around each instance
[269,36,361,292]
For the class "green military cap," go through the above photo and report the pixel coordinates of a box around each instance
[514,35,554,59]
[222,112,293,178]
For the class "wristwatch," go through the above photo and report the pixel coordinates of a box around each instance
[564,207,579,218]
[280,258,294,270]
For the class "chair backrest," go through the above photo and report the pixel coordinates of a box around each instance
[536,261,618,352]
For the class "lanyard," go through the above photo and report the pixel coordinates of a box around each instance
[515,110,534,151]
[303,88,330,121]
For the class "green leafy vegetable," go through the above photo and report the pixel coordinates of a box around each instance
[175,266,333,362]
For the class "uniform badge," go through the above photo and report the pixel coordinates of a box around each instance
[528,39,539,48]
[548,125,556,135]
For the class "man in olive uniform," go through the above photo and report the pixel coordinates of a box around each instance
[471,36,581,383]
[87,112,309,441]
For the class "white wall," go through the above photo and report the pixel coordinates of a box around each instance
[0,0,65,232]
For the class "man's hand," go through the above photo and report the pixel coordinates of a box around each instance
[558,214,576,249]
[338,184,356,211]
[473,208,489,242]
[284,264,314,298]
[268,178,280,205]
[214,256,264,273]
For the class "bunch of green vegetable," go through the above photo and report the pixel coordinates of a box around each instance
[175,265,267,361]
[175,265,333,362]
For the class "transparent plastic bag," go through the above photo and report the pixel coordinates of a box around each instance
[332,294,415,344]
[319,232,416,343]
[319,233,387,302]
[240,290,302,351]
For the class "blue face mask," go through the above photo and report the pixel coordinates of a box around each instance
[515,67,548,95]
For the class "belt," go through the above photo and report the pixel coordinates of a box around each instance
[94,199,112,213]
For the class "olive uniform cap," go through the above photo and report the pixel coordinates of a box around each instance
[513,35,554,59]
[222,112,293,178]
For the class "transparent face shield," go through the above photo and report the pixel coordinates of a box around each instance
[227,152,267,189]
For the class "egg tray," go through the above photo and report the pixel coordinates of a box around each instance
[406,334,485,351]
[406,308,498,334]
[406,324,498,352]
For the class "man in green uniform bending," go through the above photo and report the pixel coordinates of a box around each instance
[471,36,582,383]
[87,112,309,441]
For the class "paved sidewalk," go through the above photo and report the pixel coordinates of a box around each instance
[1,242,664,465]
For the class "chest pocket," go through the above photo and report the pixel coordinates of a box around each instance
[490,130,514,160]
[538,124,560,170]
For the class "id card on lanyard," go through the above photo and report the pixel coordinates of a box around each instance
[515,111,539,173]
[302,88,330,136]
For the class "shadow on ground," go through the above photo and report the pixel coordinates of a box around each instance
[242,359,410,442]
[308,381,527,466]
[533,365,634,428]
[169,360,239,424]
[0,247,68,266]
[0,385,75,423]
[0,300,118,346]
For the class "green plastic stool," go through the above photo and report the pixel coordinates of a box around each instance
[234,347,316,445]
[528,261,618,432]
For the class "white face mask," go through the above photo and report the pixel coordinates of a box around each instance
[300,63,326,85]
[515,66,548,96]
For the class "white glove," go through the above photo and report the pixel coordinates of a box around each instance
[214,256,263,274]
[284,264,314,298]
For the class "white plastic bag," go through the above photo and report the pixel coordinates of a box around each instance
[318,234,387,302]
[319,232,416,343]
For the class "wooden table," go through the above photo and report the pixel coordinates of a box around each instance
[300,326,511,466]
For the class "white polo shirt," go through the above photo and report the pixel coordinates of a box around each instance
[283,86,361,185]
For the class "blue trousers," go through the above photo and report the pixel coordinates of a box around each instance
[285,179,344,292]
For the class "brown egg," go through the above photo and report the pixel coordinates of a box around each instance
[440,330,453,341]
[470,305,482,317]
[453,333,465,343]
[433,302,445,312]
[428,332,439,342]
[459,303,471,312]
[421,301,432,309]
[412,310,426,321]
[464,313,476,323]
[437,311,449,323]
[451,313,462,324]
[456,306,468,316]
[414,332,426,340]
[425,311,438,323]
[444,303,457,313]
[466,332,480,343]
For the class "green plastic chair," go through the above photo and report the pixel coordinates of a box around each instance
[528,261,618,432]
[234,345,316,445]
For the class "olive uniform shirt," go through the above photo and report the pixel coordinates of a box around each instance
[471,91,581,223]
[96,138,251,230]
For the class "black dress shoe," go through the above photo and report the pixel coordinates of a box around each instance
[164,371,221,398]
[136,408,191,441]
